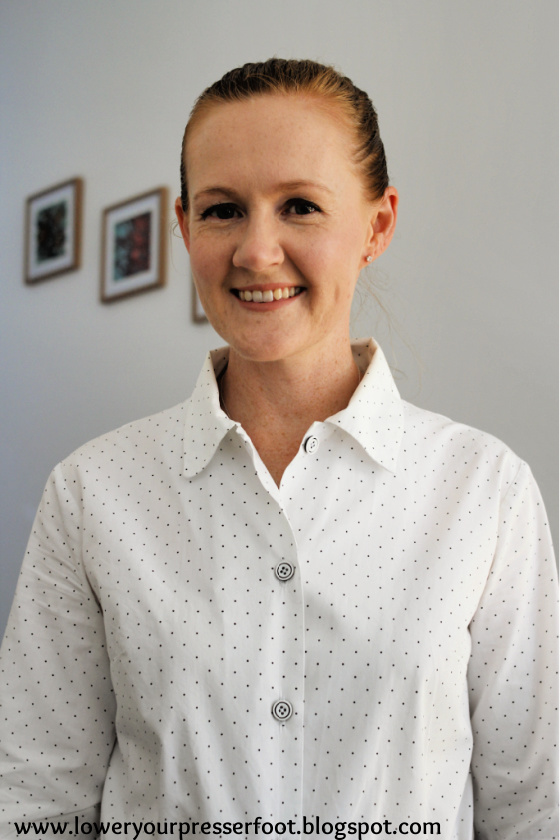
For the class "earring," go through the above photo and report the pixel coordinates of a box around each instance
[366,256,373,263]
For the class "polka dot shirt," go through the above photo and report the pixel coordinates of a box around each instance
[0,339,557,839]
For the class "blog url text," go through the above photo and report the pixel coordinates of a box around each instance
[13,815,441,838]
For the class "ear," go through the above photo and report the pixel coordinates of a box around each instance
[174,196,191,253]
[367,187,398,261]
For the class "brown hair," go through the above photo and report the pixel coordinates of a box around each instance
[179,58,389,211]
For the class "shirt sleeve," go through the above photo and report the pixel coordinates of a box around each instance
[0,463,116,834]
[468,459,558,839]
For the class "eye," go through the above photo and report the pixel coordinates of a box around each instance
[200,203,240,220]
[285,198,321,216]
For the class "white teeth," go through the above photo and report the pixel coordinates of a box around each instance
[236,287,301,302]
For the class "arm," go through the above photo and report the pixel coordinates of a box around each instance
[0,463,116,835]
[468,460,558,839]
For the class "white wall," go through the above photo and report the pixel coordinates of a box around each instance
[1,0,557,637]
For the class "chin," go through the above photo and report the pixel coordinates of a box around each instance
[231,346,294,365]
[227,334,304,365]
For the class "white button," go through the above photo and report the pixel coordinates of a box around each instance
[304,435,319,454]
[271,699,293,722]
[275,561,295,582]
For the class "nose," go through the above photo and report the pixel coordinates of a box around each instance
[232,213,284,273]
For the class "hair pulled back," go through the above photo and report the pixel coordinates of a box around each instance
[180,58,389,211]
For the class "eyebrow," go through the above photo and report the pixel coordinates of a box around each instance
[192,180,335,204]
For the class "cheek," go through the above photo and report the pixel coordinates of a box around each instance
[319,225,363,288]
[189,240,224,288]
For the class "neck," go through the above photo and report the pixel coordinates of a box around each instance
[218,342,360,486]
[220,341,359,430]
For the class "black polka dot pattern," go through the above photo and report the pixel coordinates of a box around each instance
[0,339,557,838]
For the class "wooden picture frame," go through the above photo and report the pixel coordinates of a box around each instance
[25,178,82,283]
[101,187,167,302]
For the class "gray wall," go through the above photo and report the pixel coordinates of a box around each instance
[1,0,557,638]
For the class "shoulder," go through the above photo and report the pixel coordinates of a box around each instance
[400,399,526,494]
[29,402,190,543]
[55,401,189,479]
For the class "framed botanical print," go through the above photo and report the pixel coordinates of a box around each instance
[25,178,82,283]
[101,187,167,302]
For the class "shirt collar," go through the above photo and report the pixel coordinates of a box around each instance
[183,338,403,477]
[326,338,404,474]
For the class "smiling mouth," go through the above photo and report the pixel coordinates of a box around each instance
[232,286,304,303]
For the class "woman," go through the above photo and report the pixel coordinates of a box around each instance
[1,59,557,839]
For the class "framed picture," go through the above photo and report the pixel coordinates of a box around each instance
[101,187,167,302]
[191,276,207,323]
[25,178,82,283]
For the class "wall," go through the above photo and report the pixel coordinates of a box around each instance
[0,0,557,636]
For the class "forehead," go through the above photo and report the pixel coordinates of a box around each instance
[185,94,357,190]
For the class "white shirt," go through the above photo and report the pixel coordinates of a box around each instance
[0,339,557,840]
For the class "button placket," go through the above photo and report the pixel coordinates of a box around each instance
[265,496,304,818]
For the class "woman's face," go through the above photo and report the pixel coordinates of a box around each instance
[176,94,397,365]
